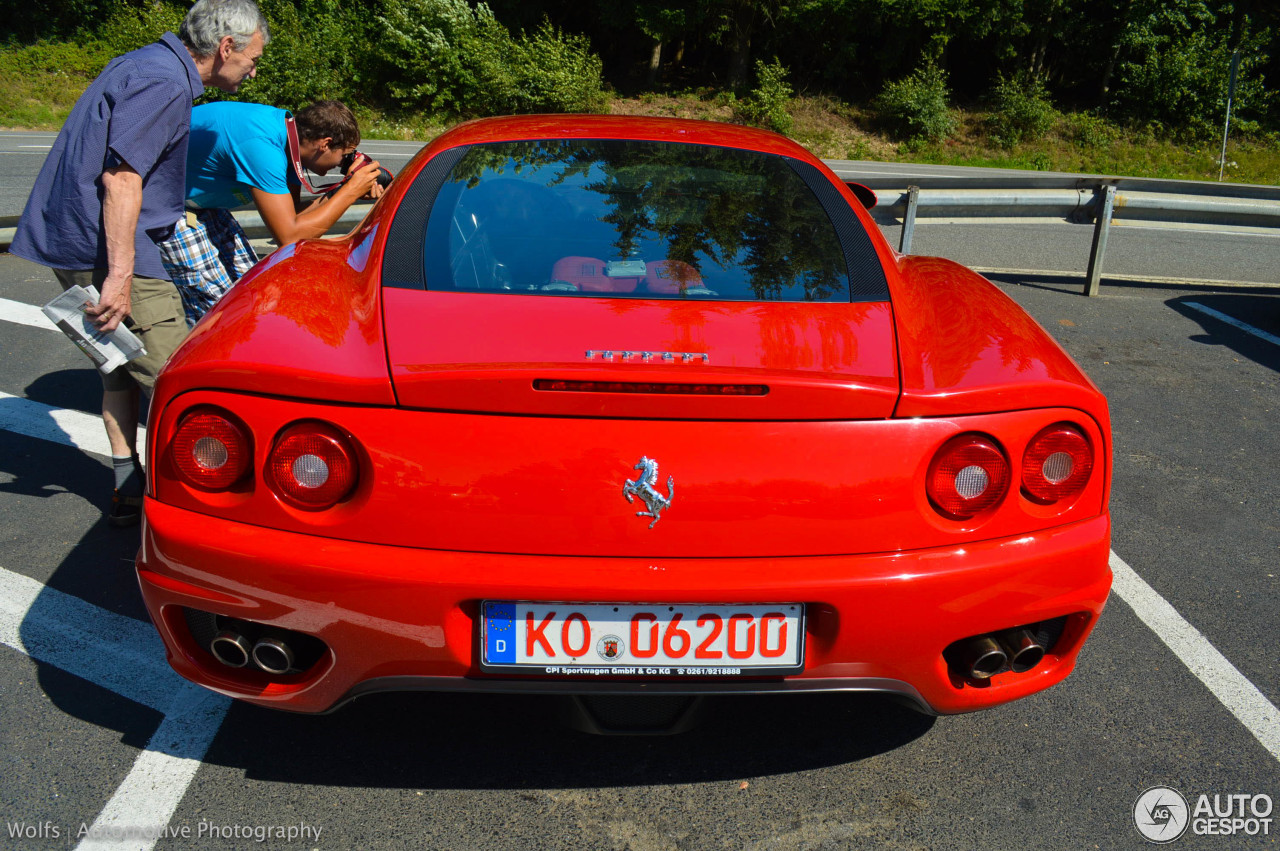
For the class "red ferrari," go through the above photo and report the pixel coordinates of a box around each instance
[137,115,1111,731]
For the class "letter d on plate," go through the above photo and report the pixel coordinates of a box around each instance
[485,602,516,663]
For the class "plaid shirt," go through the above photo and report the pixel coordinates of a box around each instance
[158,208,258,325]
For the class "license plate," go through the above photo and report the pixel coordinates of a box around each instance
[480,602,804,676]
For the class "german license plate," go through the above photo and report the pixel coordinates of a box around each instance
[480,602,804,676]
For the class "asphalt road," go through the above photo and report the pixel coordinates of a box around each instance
[1,133,1279,850]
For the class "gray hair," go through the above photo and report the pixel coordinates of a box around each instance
[180,0,270,57]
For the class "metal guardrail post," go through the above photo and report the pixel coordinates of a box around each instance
[899,185,920,253]
[1084,185,1116,296]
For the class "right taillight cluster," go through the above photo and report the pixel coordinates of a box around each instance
[926,423,1093,521]
[169,407,359,510]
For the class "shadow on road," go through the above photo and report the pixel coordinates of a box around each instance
[1168,293,1280,373]
[202,690,936,789]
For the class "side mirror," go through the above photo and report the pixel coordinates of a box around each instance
[845,181,877,210]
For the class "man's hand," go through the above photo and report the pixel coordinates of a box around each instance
[84,271,134,332]
[342,159,385,201]
[87,165,143,333]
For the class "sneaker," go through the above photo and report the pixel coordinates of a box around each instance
[109,491,144,527]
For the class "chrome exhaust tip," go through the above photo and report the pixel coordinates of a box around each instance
[962,635,1008,679]
[999,628,1046,673]
[209,631,252,668]
[251,637,295,675]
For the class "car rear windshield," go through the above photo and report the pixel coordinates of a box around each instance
[422,139,856,302]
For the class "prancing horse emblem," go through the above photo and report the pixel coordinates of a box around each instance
[622,456,674,529]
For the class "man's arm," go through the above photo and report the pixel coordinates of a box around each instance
[85,165,143,332]
[252,160,384,246]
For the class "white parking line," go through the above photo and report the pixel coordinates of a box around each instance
[0,566,230,851]
[76,685,229,851]
[0,296,57,331]
[0,567,174,710]
[0,389,145,458]
[1184,301,1280,347]
[1109,551,1280,763]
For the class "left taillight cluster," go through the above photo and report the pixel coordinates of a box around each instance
[169,407,359,510]
[926,422,1094,521]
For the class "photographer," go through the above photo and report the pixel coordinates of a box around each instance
[159,99,386,324]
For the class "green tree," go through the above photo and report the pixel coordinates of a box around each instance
[1108,0,1273,135]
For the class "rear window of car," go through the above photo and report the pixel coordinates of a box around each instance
[420,139,857,302]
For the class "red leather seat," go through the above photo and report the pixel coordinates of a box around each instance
[551,257,642,292]
[645,260,703,294]
[548,257,601,291]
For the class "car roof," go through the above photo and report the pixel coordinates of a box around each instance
[430,114,819,161]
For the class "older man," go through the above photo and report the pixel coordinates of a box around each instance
[10,0,269,526]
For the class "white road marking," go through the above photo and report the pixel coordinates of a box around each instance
[0,295,147,454]
[0,566,230,851]
[76,685,229,851]
[0,567,174,711]
[0,295,57,330]
[1109,551,1280,763]
[1184,301,1280,347]
[0,390,146,458]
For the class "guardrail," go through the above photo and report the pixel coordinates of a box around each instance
[4,168,1278,296]
[827,167,1280,295]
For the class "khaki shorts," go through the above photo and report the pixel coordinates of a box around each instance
[53,268,188,394]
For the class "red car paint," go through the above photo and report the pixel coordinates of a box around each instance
[139,115,1111,717]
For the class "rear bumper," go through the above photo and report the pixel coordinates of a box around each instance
[137,500,1111,715]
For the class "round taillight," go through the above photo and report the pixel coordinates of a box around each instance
[171,410,251,490]
[927,434,1011,520]
[1022,424,1093,504]
[266,423,358,509]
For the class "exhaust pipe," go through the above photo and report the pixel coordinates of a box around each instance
[999,629,1046,673]
[251,637,295,675]
[210,631,252,668]
[960,635,1008,679]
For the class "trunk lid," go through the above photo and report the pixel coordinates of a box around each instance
[383,290,899,420]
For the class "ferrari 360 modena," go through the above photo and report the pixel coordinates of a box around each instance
[137,115,1112,732]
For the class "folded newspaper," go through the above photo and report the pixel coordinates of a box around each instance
[42,285,147,373]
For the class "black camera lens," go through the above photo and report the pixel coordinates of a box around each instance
[340,151,357,174]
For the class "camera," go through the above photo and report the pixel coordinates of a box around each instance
[339,151,393,189]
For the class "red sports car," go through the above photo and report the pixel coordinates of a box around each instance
[137,115,1111,732]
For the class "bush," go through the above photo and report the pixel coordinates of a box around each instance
[874,62,956,144]
[93,1,186,55]
[737,59,794,134]
[375,0,605,118]
[0,2,187,127]
[1064,112,1118,148]
[1111,24,1273,139]
[481,20,608,115]
[986,72,1056,149]
[197,0,370,111]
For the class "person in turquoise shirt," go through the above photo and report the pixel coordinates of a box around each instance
[159,99,384,323]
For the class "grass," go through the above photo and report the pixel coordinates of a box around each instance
[3,42,1277,186]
